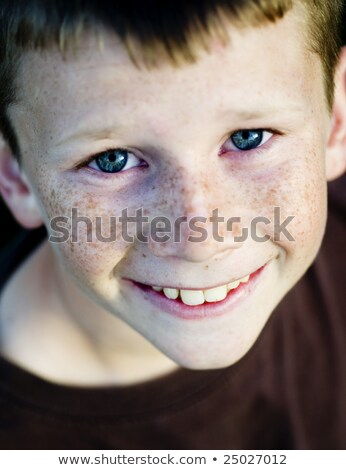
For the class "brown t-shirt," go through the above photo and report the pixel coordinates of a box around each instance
[0,177,345,450]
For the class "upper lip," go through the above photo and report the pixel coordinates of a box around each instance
[127,262,267,291]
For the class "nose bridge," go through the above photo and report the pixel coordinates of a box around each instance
[162,164,216,219]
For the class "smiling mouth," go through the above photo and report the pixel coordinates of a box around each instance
[133,265,265,307]
[149,274,250,306]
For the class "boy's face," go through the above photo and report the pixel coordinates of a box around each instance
[9,10,333,368]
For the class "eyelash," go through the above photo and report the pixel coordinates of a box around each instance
[74,128,281,177]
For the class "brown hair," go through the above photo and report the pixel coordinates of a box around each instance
[0,0,343,161]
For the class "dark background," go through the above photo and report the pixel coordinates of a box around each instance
[1,5,346,247]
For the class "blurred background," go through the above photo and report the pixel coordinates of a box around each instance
[1,4,346,248]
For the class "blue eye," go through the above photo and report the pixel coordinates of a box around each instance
[95,150,128,173]
[231,130,264,150]
[87,149,142,173]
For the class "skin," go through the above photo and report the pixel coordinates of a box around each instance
[0,8,346,386]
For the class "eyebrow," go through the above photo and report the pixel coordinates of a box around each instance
[55,126,123,149]
[218,104,305,121]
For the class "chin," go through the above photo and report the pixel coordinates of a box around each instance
[159,340,258,370]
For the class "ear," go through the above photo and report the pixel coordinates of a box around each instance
[326,47,346,181]
[0,136,44,229]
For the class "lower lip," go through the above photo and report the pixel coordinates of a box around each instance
[126,263,269,320]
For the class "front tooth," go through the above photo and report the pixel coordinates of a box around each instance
[180,290,205,306]
[163,288,179,299]
[239,274,250,283]
[204,285,227,302]
[152,286,163,292]
[227,280,240,291]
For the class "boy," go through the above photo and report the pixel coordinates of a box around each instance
[0,0,345,449]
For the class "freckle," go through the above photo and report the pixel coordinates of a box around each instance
[205,265,209,269]
[152,186,155,190]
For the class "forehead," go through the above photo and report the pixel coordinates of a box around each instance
[12,8,324,148]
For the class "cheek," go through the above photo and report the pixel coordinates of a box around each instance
[251,140,327,263]
[32,173,140,288]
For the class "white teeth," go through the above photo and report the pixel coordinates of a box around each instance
[163,288,179,299]
[203,285,228,302]
[151,272,251,304]
[180,290,205,306]
[227,280,240,291]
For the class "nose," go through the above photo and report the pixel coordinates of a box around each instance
[146,171,245,263]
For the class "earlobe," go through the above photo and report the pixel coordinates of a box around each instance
[326,47,346,181]
[0,137,43,229]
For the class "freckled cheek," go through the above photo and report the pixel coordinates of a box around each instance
[257,148,327,259]
[291,155,327,254]
[275,190,327,265]
[35,180,138,283]
[52,228,132,295]
[55,240,119,286]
